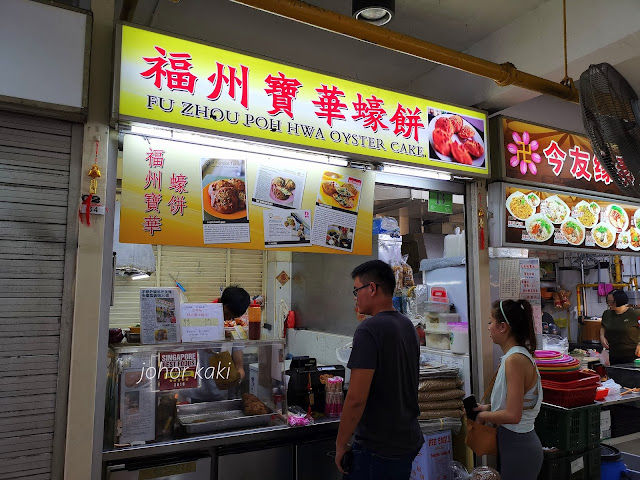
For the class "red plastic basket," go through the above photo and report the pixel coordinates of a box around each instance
[540,370,600,389]
[541,384,597,408]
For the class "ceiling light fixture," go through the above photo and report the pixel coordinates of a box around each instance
[382,164,452,181]
[352,0,394,26]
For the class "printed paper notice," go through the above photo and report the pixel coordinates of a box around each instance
[181,303,224,342]
[264,208,312,247]
[201,158,250,244]
[119,354,156,444]
[251,164,307,210]
[140,287,181,344]
[498,260,520,299]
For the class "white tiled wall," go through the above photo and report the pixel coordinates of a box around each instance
[286,329,353,383]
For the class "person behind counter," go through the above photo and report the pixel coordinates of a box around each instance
[474,299,543,480]
[185,286,251,403]
[601,290,640,365]
[335,260,423,480]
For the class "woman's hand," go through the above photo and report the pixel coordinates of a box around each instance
[635,344,640,358]
[473,404,490,413]
[475,411,489,425]
[600,327,610,350]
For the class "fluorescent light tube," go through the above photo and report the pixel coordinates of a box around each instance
[131,273,150,280]
[383,164,451,181]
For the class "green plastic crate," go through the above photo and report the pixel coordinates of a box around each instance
[538,446,600,480]
[535,403,601,450]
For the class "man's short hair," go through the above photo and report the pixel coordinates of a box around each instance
[351,260,396,296]
[221,286,251,317]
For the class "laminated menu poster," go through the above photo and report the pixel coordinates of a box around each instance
[119,353,156,444]
[201,158,250,244]
[311,171,363,252]
[497,259,542,335]
[263,208,312,248]
[140,287,181,344]
[504,185,640,253]
[251,164,307,210]
[158,351,198,390]
[180,303,224,342]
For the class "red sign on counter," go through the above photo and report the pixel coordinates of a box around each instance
[158,351,198,391]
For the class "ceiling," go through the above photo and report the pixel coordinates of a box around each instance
[113,0,640,131]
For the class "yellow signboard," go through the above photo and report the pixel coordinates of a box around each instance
[120,134,374,255]
[118,25,489,176]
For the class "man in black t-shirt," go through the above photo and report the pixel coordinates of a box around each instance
[335,260,424,479]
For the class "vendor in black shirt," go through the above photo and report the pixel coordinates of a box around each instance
[601,290,640,365]
[335,260,423,480]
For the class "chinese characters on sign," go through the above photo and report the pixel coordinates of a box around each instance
[501,118,626,196]
[141,148,189,236]
[119,26,489,175]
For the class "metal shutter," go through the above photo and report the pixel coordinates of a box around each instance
[0,111,79,480]
[109,246,265,328]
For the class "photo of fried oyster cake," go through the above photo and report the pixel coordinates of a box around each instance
[207,178,246,214]
[270,176,296,201]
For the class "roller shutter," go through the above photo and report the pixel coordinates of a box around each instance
[0,111,79,480]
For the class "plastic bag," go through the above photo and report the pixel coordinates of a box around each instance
[372,216,400,236]
[600,348,610,366]
[401,254,415,288]
[451,461,470,480]
[470,466,500,480]
[542,334,569,354]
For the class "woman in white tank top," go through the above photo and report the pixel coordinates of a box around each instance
[474,299,543,480]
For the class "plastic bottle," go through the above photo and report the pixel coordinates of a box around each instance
[248,301,261,340]
[449,322,469,354]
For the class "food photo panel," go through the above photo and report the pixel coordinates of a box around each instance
[201,158,250,244]
[426,107,486,169]
[251,164,307,210]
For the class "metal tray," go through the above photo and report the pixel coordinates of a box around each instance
[177,399,273,434]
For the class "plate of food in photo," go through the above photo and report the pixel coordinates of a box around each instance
[605,204,629,232]
[592,222,616,249]
[525,214,555,242]
[506,191,535,221]
[202,177,248,220]
[320,179,360,210]
[526,192,541,208]
[541,195,570,224]
[269,176,296,205]
[560,218,585,246]
[322,171,343,181]
[574,200,599,229]
[633,209,640,229]
[427,113,485,168]
[629,226,640,251]
[617,230,631,249]
[154,329,168,342]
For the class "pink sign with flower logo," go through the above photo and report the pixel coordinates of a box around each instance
[499,117,627,197]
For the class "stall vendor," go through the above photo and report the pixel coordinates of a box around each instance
[184,286,251,402]
[601,290,640,365]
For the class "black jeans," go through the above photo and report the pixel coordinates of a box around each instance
[343,442,417,480]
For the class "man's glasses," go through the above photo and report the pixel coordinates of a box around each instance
[352,283,379,297]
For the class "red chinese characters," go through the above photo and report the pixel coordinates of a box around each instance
[593,157,612,185]
[542,140,567,176]
[142,215,162,236]
[389,104,424,142]
[140,46,198,94]
[207,62,249,109]
[351,94,389,133]
[312,85,347,127]
[146,148,165,168]
[168,195,187,216]
[144,192,162,213]
[144,171,162,190]
[569,146,592,181]
[169,173,189,194]
[264,72,302,119]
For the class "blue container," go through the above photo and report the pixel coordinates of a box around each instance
[601,444,628,480]
[392,296,403,313]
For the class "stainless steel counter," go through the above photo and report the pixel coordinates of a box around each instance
[103,417,340,462]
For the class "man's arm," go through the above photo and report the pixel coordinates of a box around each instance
[335,368,374,472]
[232,350,245,382]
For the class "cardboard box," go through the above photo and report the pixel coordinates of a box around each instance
[411,430,452,480]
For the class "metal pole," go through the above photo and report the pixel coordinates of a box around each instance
[231,0,580,103]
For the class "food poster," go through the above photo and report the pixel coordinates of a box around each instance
[312,170,363,252]
[497,259,542,334]
[140,287,181,344]
[119,353,156,444]
[201,158,250,244]
[157,351,198,390]
[121,135,374,255]
[180,303,224,342]
[503,185,640,253]
[427,108,486,169]
[251,164,307,210]
[263,208,312,247]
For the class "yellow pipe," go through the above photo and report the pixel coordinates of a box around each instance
[231,0,580,103]
[614,255,622,283]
